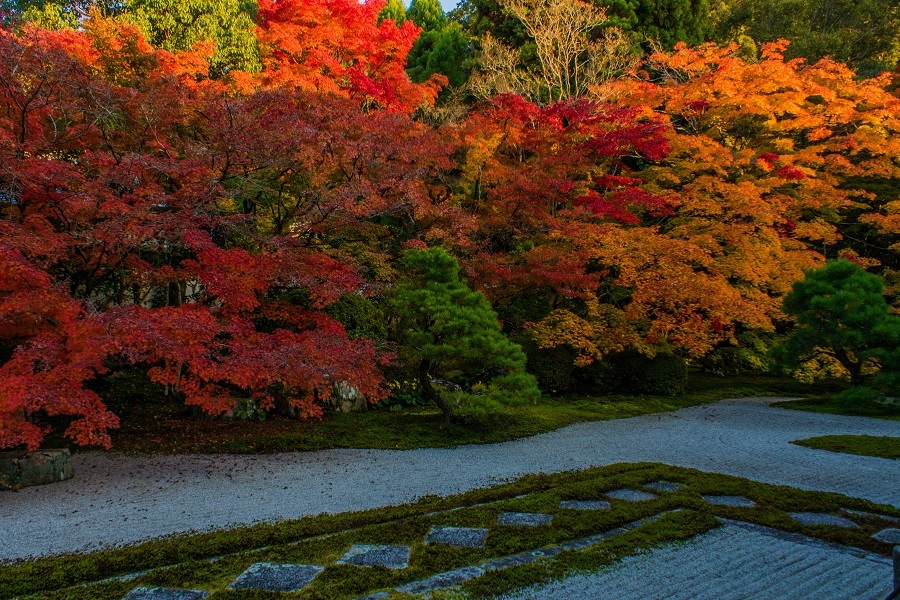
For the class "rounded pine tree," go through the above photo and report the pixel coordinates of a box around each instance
[391,247,540,426]
[778,260,900,387]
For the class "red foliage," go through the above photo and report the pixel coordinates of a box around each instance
[0,21,429,450]
[246,0,445,111]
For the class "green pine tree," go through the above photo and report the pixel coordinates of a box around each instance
[391,248,540,427]
[777,260,900,387]
[407,0,444,32]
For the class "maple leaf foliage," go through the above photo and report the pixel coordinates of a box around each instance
[242,0,446,111]
[0,20,426,450]
[434,42,900,367]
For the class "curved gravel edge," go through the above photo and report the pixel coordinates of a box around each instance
[1,396,898,561]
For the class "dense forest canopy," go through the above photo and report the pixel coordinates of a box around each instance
[0,0,898,449]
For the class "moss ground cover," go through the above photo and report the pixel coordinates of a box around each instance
[792,435,900,460]
[94,375,835,454]
[2,463,897,600]
[776,396,900,421]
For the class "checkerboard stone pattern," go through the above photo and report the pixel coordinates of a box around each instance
[228,562,323,592]
[559,500,611,510]
[702,495,756,508]
[605,489,658,502]
[338,545,411,569]
[498,512,553,526]
[426,526,489,547]
[124,587,208,600]
[789,512,859,528]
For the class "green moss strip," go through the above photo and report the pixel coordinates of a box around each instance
[100,375,832,454]
[3,462,898,600]
[792,435,900,460]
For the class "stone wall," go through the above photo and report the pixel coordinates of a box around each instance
[0,449,73,491]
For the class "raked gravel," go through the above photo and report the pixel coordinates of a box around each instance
[1,397,898,561]
[500,520,894,600]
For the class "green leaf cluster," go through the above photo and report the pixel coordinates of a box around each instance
[714,0,900,74]
[407,22,473,88]
[407,0,445,32]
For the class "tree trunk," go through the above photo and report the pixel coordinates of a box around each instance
[419,358,452,428]
[835,349,864,387]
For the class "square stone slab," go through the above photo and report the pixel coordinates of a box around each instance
[559,500,611,510]
[498,511,553,526]
[338,544,411,569]
[426,526,489,547]
[229,562,323,592]
[702,495,756,508]
[789,512,860,528]
[605,489,658,502]
[873,528,900,544]
[644,481,683,492]
[124,587,209,600]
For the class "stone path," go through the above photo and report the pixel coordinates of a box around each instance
[1,397,898,560]
[501,520,895,600]
[117,498,895,599]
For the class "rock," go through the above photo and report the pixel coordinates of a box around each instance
[788,512,859,528]
[338,544,411,569]
[123,587,208,600]
[605,489,658,502]
[559,500,611,510]
[497,511,553,526]
[228,562,323,592]
[328,382,368,414]
[425,526,489,547]
[873,528,900,545]
[702,495,756,508]
[644,481,683,492]
[0,449,73,492]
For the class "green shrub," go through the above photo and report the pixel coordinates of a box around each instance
[325,294,387,341]
[518,341,575,395]
[700,346,746,377]
[835,386,888,408]
[607,351,688,396]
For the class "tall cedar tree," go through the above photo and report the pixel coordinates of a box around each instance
[391,248,539,427]
[407,0,444,32]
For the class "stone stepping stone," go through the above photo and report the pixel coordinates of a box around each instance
[393,510,675,596]
[498,511,553,526]
[124,587,208,600]
[426,526,489,547]
[644,481,682,492]
[228,562,323,592]
[338,544,411,569]
[789,512,860,528]
[873,528,900,544]
[397,565,484,595]
[703,495,756,508]
[559,500,611,510]
[605,489,658,502]
[843,509,900,524]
